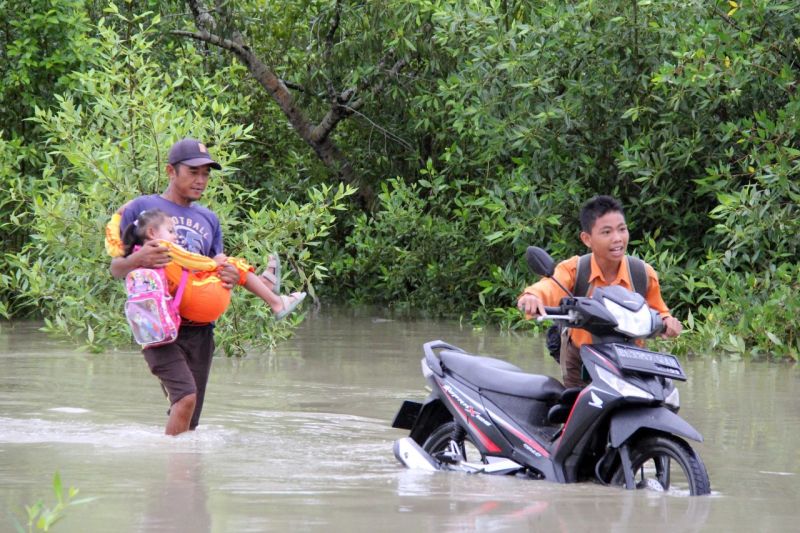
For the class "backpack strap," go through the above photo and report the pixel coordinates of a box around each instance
[171,269,190,309]
[574,254,648,297]
[573,254,592,297]
[626,256,648,297]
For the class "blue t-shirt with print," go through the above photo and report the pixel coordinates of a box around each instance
[120,194,223,257]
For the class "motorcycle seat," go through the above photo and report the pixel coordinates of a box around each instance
[440,350,565,401]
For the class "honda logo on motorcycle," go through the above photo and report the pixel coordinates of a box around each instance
[589,391,604,409]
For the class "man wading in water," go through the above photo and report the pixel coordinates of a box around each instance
[108,138,285,435]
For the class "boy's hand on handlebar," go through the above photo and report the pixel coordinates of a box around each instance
[517,293,546,318]
[661,316,683,338]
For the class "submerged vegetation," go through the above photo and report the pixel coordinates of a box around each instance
[12,472,94,532]
[0,1,797,359]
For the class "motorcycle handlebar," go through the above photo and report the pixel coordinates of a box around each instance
[534,305,573,323]
[647,314,668,338]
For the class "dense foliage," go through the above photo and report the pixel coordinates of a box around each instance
[1,1,797,359]
[0,8,354,354]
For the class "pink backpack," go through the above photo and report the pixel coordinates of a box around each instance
[124,267,189,348]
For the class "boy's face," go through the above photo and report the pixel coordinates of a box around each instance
[580,210,628,263]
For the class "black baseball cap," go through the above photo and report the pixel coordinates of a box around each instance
[167,138,222,170]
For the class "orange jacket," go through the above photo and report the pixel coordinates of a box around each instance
[522,254,672,347]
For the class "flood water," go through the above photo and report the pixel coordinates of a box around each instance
[1,309,798,532]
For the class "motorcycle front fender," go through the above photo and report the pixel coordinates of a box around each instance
[609,406,703,448]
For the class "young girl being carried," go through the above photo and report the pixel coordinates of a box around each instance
[121,209,305,323]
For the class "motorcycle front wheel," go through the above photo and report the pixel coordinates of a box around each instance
[611,434,711,496]
[422,421,485,465]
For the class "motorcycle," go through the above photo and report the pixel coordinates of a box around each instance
[392,246,710,495]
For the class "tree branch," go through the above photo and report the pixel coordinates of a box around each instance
[172,29,248,59]
[174,27,360,191]
[323,1,342,103]
[713,6,794,66]
[179,1,427,206]
[187,0,216,31]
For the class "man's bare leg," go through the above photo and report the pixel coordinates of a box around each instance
[165,393,196,436]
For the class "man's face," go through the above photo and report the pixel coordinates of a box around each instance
[167,163,211,203]
[581,210,629,263]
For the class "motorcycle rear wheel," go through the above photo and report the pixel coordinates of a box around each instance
[611,435,710,496]
[422,421,485,465]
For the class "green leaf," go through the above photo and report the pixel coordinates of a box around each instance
[52,472,63,504]
[484,231,505,243]
[766,332,783,346]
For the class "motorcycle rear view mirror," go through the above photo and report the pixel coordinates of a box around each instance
[526,246,555,277]
[526,246,573,297]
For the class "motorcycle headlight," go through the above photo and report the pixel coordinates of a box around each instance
[603,298,653,337]
[596,366,654,400]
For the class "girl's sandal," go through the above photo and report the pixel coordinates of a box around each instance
[276,291,306,320]
[260,253,281,294]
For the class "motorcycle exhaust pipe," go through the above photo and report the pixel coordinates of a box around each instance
[393,437,439,471]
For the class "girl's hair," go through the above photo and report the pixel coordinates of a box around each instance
[122,209,171,257]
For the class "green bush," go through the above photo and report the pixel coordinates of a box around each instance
[324,0,799,359]
[672,262,800,361]
[1,1,799,360]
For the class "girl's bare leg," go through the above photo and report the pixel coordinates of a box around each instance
[243,272,285,312]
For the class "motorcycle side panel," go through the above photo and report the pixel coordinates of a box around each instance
[609,406,704,447]
[436,376,507,455]
[553,385,619,465]
[438,375,562,481]
[480,395,561,481]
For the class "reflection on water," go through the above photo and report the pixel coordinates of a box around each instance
[1,311,799,532]
[139,452,210,533]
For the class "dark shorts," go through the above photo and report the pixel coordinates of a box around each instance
[559,329,588,389]
[143,324,215,429]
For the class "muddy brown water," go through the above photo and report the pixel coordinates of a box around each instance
[1,309,798,532]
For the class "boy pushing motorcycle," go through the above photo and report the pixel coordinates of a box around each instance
[517,195,683,388]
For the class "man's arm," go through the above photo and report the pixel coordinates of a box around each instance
[110,241,171,279]
[205,213,240,289]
